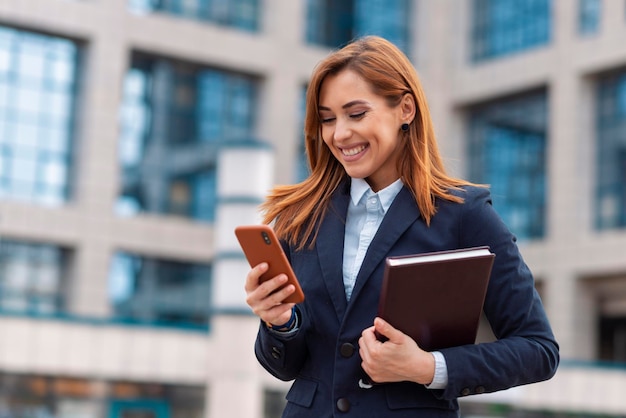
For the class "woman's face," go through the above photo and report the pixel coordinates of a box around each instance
[318,69,407,192]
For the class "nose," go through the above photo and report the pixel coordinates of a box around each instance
[333,119,351,142]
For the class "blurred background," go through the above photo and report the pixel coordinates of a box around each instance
[0,0,625,417]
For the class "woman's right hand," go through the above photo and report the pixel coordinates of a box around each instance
[244,262,296,327]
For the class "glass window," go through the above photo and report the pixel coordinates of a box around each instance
[471,0,551,61]
[108,252,212,328]
[596,70,626,230]
[599,316,626,362]
[305,0,411,54]
[587,276,626,363]
[0,25,79,205]
[167,171,217,221]
[0,239,68,315]
[579,0,601,35]
[117,53,258,222]
[128,0,260,32]
[0,372,205,418]
[468,91,548,240]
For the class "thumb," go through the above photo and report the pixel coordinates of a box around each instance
[374,317,403,343]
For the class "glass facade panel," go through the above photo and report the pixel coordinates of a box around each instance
[599,315,626,362]
[0,239,68,315]
[0,372,205,418]
[592,276,626,362]
[305,0,411,54]
[471,0,551,61]
[108,252,212,328]
[468,91,548,240]
[579,0,601,35]
[128,0,260,32]
[596,71,626,230]
[0,25,78,205]
[117,53,257,222]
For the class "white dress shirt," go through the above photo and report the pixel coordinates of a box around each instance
[343,178,448,389]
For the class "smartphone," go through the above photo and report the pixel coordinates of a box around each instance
[234,224,305,304]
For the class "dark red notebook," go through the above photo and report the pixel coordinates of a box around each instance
[377,247,495,351]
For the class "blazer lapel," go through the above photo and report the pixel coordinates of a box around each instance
[348,186,421,303]
[316,181,351,320]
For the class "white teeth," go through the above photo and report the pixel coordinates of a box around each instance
[342,145,366,156]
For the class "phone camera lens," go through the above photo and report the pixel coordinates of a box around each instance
[262,231,271,245]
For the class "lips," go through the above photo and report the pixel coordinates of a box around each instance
[341,144,367,156]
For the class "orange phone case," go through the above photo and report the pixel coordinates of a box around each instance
[234,224,305,304]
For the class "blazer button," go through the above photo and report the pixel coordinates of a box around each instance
[336,398,350,412]
[460,388,471,396]
[475,386,485,394]
[340,343,355,358]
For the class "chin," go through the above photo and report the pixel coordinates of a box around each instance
[345,170,369,180]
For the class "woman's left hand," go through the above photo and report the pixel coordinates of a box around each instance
[359,317,436,385]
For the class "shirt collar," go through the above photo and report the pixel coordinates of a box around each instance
[349,178,404,213]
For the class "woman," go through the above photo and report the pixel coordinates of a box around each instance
[244,36,559,417]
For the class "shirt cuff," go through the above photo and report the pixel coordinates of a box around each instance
[425,351,448,389]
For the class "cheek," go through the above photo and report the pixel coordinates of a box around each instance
[321,127,333,146]
[377,129,402,149]
[319,129,338,159]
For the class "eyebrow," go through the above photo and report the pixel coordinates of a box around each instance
[318,100,370,111]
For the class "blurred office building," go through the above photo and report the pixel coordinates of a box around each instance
[0,0,625,417]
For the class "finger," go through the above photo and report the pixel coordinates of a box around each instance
[246,275,296,317]
[358,327,376,357]
[373,317,404,343]
[263,282,295,307]
[250,287,293,318]
[255,273,288,299]
[244,262,268,292]
[360,325,377,345]
[263,302,296,325]
[358,338,369,365]
[252,280,297,314]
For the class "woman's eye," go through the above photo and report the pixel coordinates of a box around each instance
[350,111,366,119]
[320,117,335,124]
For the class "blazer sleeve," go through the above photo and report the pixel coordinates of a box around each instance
[254,304,309,382]
[437,187,560,400]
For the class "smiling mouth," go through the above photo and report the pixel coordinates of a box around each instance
[341,144,367,156]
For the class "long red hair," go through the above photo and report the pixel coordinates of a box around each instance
[262,36,475,250]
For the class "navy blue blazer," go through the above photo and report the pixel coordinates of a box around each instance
[255,182,559,417]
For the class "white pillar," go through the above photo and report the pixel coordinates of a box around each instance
[212,141,275,312]
[208,140,275,418]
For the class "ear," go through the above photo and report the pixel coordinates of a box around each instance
[399,93,416,124]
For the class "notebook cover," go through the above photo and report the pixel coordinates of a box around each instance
[377,247,495,351]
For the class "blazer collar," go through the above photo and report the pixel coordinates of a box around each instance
[348,186,420,303]
[316,180,421,320]
[316,179,351,320]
